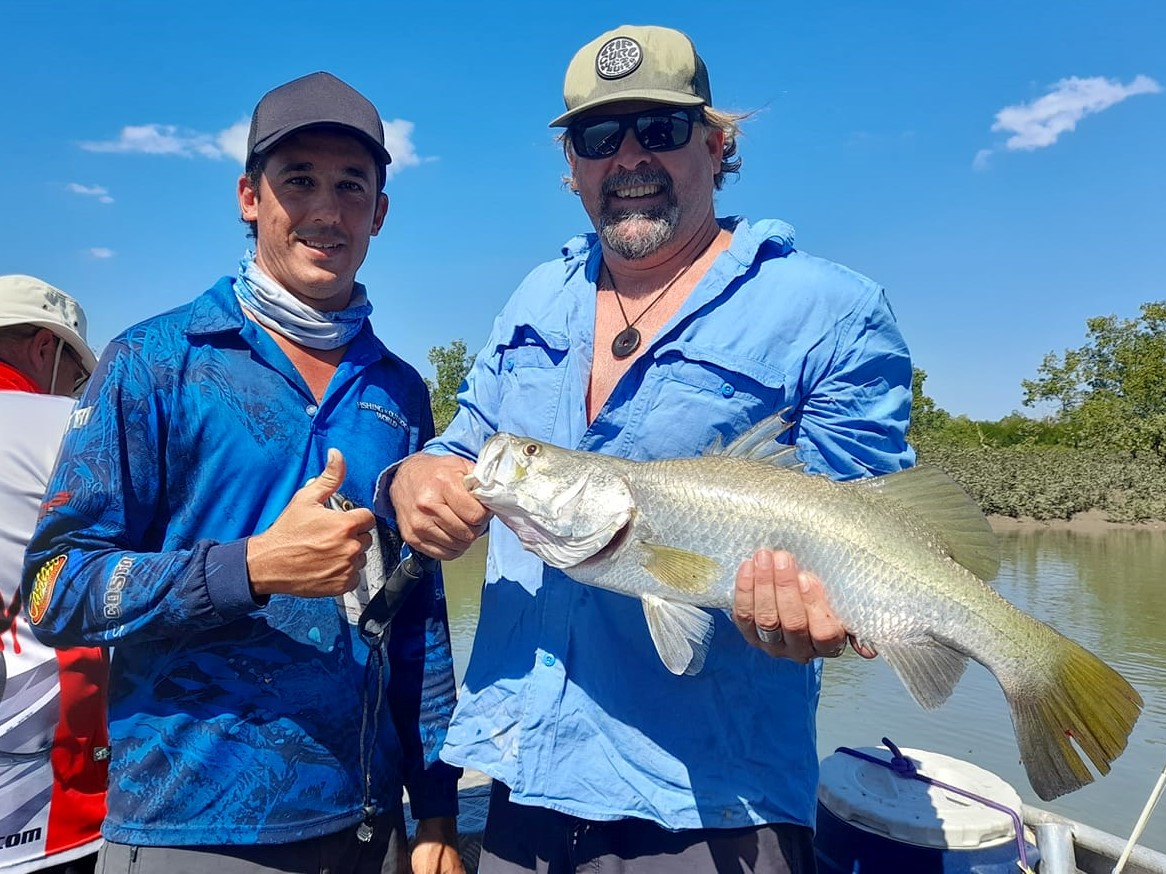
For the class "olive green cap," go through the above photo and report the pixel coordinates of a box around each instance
[549,25,712,127]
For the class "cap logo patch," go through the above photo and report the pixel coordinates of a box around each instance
[28,555,66,625]
[596,37,642,80]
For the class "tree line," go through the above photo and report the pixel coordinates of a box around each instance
[426,301,1166,521]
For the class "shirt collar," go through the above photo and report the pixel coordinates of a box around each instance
[0,361,42,393]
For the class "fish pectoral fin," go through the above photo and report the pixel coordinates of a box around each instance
[878,640,969,710]
[641,544,722,596]
[641,594,714,676]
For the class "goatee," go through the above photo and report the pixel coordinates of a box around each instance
[598,170,679,261]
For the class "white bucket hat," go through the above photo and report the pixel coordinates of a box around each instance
[0,274,97,373]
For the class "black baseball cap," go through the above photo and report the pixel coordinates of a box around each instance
[246,71,392,171]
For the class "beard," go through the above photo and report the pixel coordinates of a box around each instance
[596,169,680,261]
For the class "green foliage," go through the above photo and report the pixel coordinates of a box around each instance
[908,370,1065,449]
[915,436,1166,523]
[908,368,951,437]
[1022,301,1166,459]
[425,339,473,435]
[906,300,1166,519]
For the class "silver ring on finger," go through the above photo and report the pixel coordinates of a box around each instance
[756,625,783,645]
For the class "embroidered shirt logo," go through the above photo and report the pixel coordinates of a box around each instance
[28,556,67,625]
[69,405,93,429]
[357,401,408,430]
[596,37,642,79]
[104,556,134,621]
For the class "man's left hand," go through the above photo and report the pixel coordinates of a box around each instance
[732,549,876,663]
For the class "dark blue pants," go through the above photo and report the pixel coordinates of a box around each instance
[95,808,409,874]
[478,781,817,874]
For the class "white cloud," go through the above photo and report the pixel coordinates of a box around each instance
[66,182,114,204]
[217,119,250,164]
[81,123,232,159]
[973,74,1160,170]
[1000,74,1159,147]
[88,247,115,259]
[80,116,430,178]
[382,118,435,179]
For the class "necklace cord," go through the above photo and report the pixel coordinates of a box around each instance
[605,263,686,331]
[603,262,691,359]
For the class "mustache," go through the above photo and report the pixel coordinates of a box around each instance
[600,169,673,201]
[293,229,348,244]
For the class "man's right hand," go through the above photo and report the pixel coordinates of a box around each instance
[246,448,375,598]
[390,453,489,561]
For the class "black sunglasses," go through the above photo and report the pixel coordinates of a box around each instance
[569,108,699,160]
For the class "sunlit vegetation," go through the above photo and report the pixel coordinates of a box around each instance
[911,302,1166,521]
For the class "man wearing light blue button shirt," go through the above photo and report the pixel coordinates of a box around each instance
[389,24,913,874]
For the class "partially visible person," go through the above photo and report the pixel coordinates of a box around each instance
[388,25,914,874]
[0,274,105,874]
[22,72,463,874]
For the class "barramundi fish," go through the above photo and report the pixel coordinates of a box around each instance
[463,412,1143,802]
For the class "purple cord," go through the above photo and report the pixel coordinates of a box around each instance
[834,738,1031,871]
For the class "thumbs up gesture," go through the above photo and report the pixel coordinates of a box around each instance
[246,449,377,598]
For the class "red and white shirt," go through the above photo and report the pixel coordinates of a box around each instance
[1,377,108,873]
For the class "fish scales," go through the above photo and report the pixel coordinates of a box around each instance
[465,412,1143,802]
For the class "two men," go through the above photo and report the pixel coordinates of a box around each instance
[23,74,464,874]
[0,275,105,874]
[389,25,914,873]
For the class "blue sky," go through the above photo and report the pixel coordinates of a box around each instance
[4,0,1163,421]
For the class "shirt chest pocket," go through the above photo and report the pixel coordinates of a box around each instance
[647,347,791,456]
[497,331,570,437]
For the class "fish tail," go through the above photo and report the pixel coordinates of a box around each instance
[1006,633,1143,801]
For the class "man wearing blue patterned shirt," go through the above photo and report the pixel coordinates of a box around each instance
[22,73,464,874]
[388,25,914,874]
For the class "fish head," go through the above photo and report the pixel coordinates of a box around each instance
[465,433,634,568]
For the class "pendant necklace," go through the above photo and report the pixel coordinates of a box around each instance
[605,263,689,360]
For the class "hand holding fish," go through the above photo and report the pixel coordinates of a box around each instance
[733,549,877,663]
[246,448,376,597]
[390,452,491,560]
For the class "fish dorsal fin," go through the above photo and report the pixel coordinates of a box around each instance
[642,544,722,596]
[857,465,1000,581]
[714,408,803,469]
[878,640,969,710]
[641,594,715,675]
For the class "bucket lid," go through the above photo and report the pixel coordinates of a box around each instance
[818,746,1023,850]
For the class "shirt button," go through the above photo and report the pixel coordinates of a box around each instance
[506,359,515,372]
[720,383,735,398]
[543,654,556,667]
[305,404,318,416]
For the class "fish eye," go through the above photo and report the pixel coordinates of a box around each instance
[522,443,540,457]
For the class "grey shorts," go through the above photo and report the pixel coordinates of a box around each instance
[95,809,409,874]
[477,781,817,874]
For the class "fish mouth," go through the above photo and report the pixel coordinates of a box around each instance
[464,435,513,498]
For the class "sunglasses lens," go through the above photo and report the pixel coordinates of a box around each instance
[573,119,624,159]
[636,113,693,151]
